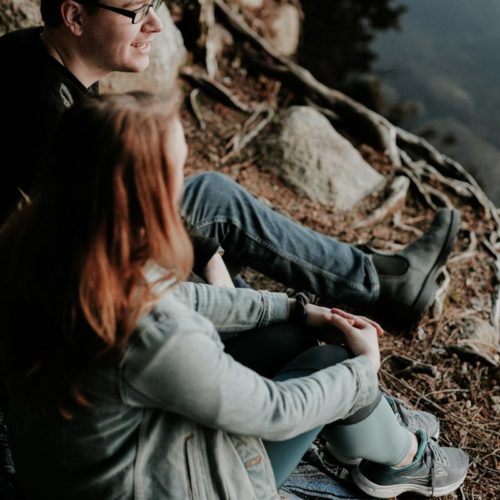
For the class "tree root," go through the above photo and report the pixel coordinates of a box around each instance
[211,0,500,330]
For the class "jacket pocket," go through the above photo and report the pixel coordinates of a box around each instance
[184,434,209,500]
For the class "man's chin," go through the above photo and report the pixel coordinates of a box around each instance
[120,57,150,74]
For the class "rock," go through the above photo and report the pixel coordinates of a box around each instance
[100,5,186,95]
[259,106,385,211]
[269,4,301,56]
[0,0,41,35]
[451,317,500,367]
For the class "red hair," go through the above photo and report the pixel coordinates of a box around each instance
[0,91,193,414]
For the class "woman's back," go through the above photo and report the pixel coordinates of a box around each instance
[6,291,279,500]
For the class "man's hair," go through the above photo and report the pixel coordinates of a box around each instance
[41,0,98,27]
[41,0,65,26]
[0,90,193,416]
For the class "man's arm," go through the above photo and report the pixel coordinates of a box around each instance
[202,250,234,288]
[187,225,234,287]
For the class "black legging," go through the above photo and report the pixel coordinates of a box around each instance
[223,321,317,378]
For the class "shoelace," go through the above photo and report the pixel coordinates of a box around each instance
[389,397,412,427]
[424,438,447,496]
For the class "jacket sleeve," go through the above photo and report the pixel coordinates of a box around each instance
[171,282,290,333]
[144,265,290,333]
[120,305,379,441]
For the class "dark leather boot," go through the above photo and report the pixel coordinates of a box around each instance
[370,208,461,327]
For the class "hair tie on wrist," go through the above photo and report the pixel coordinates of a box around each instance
[291,292,310,323]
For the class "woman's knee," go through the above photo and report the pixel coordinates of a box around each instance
[279,344,352,374]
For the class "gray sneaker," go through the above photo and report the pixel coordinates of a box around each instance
[351,430,469,498]
[326,396,440,466]
[385,395,440,440]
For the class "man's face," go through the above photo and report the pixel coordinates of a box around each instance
[80,0,163,75]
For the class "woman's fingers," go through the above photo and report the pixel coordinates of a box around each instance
[330,308,354,318]
[330,308,384,336]
[331,309,371,329]
[329,313,356,334]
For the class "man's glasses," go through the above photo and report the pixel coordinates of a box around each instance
[80,0,163,24]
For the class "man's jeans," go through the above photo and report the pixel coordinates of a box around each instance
[182,172,379,304]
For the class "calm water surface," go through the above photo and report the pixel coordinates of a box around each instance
[372,0,500,203]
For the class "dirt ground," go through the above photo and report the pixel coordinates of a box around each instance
[179,58,500,498]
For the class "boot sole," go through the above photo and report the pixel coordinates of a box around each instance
[408,209,461,323]
[351,466,467,498]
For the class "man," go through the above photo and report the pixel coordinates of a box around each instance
[0,0,460,328]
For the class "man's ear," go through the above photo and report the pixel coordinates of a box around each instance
[61,1,85,36]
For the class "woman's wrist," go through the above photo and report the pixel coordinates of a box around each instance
[289,293,309,323]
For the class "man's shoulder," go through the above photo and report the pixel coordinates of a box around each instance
[0,27,86,106]
[0,27,42,55]
[0,27,46,86]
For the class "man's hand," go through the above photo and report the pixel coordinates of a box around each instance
[202,251,235,288]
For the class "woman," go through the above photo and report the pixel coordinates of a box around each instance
[0,92,468,499]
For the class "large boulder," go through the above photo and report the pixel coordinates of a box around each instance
[259,106,385,211]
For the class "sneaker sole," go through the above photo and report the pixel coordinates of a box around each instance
[407,208,461,325]
[351,466,467,498]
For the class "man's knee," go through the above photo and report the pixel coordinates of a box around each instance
[185,171,238,199]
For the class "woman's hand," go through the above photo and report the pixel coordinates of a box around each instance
[329,308,382,372]
[304,303,337,328]
[304,304,383,335]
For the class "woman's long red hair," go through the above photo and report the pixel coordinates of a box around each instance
[0,91,193,414]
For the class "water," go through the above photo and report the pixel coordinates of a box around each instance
[300,1,500,204]
[373,0,500,204]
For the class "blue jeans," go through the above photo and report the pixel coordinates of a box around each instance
[183,172,379,304]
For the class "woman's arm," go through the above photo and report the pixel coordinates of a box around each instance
[145,262,289,333]
[171,282,290,333]
[121,305,379,441]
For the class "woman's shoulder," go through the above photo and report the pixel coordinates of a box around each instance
[130,290,220,351]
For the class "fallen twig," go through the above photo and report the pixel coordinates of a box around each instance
[353,176,409,229]
[392,210,424,237]
[449,230,478,264]
[221,106,275,163]
[188,89,207,130]
[389,354,440,378]
[198,0,218,77]
[432,267,451,320]
[181,66,255,113]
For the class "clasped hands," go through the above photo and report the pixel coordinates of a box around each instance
[304,304,383,372]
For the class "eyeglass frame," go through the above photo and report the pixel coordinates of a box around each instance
[77,0,163,24]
